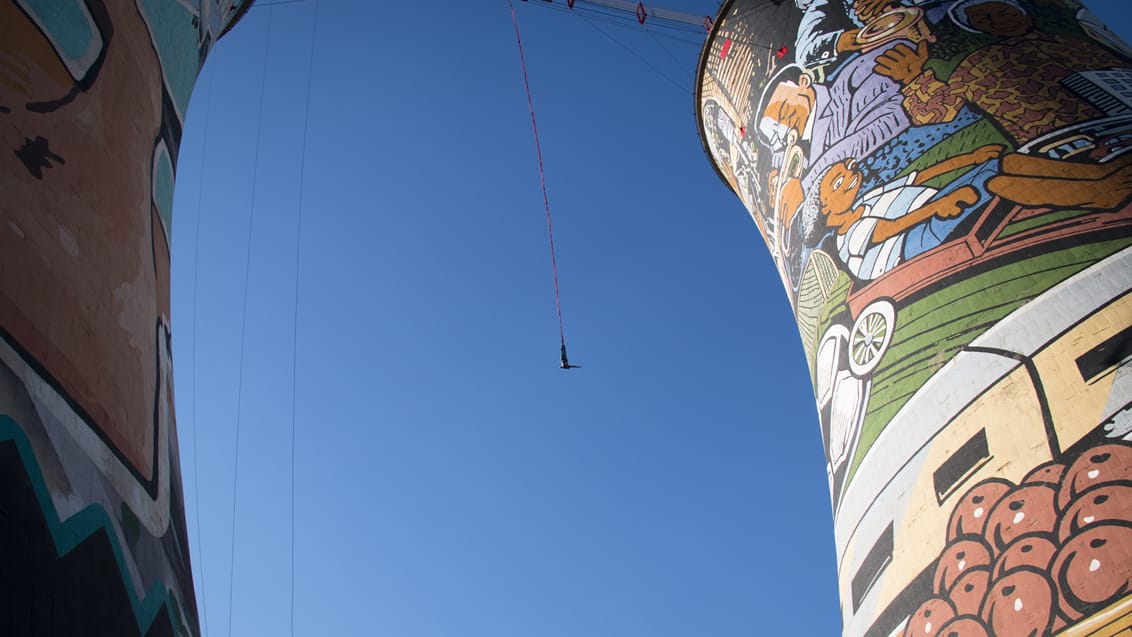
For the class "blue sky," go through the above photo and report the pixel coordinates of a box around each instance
[170,2,1132,636]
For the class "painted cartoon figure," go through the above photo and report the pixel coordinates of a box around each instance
[759,73,816,153]
[801,1,939,191]
[811,145,1002,280]
[874,0,1123,146]
[793,0,904,72]
[699,1,1132,635]
[874,0,1132,210]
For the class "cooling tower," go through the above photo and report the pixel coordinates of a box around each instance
[696,1,1132,635]
[1,2,252,634]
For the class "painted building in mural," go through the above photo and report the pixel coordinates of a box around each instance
[1,1,251,634]
[696,1,1132,636]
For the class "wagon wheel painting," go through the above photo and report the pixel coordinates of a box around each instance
[849,300,896,377]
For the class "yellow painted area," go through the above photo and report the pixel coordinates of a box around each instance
[1057,595,1132,636]
[842,366,1052,626]
[1033,291,1132,452]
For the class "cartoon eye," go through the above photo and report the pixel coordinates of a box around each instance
[832,176,844,190]
[847,174,859,190]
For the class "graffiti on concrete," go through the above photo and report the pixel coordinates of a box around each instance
[1,1,251,635]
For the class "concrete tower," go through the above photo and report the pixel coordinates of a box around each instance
[697,1,1132,635]
[1,1,252,634]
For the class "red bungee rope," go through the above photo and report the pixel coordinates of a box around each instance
[510,1,578,370]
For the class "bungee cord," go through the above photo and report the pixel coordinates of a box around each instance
[508,0,581,370]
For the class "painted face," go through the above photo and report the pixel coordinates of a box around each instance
[818,159,863,225]
[964,2,1032,38]
[759,76,815,151]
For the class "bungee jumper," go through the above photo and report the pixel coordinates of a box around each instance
[560,343,581,370]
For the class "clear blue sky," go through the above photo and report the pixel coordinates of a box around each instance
[170,2,1132,636]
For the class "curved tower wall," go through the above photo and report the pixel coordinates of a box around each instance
[1,2,250,635]
[696,1,1132,636]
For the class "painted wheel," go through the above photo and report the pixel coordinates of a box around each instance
[848,300,895,377]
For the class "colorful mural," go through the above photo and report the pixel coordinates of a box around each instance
[696,1,1132,636]
[1,1,251,634]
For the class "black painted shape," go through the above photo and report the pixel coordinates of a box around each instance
[0,442,174,637]
[14,136,65,180]
[1076,324,1132,382]
[933,429,991,502]
[851,522,894,613]
[861,564,934,637]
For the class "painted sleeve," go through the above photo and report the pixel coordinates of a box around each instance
[795,0,845,69]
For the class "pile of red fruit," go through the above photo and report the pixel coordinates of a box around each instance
[903,441,1132,637]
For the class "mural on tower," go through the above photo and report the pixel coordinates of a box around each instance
[697,1,1132,636]
[0,1,251,635]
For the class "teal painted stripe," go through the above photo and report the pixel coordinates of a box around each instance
[138,0,202,119]
[154,143,175,235]
[0,415,189,637]
[17,0,95,64]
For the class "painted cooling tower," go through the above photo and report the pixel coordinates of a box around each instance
[1,1,251,635]
[696,1,1132,636]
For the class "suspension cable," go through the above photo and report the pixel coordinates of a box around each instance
[289,0,321,634]
[189,60,216,637]
[227,8,274,637]
[508,0,568,352]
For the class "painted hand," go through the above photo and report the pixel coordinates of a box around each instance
[853,0,894,24]
[873,40,929,85]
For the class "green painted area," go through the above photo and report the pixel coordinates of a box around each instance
[996,208,1094,239]
[154,143,175,235]
[813,273,854,360]
[20,0,95,68]
[138,0,201,120]
[840,237,1132,483]
[902,120,1014,185]
[0,416,192,637]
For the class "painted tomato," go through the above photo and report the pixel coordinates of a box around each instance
[993,534,1058,580]
[1051,522,1132,621]
[985,484,1058,552]
[980,568,1056,637]
[904,597,957,637]
[1057,483,1132,542]
[935,537,994,595]
[948,479,1014,543]
[1058,443,1132,511]
[948,567,992,617]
